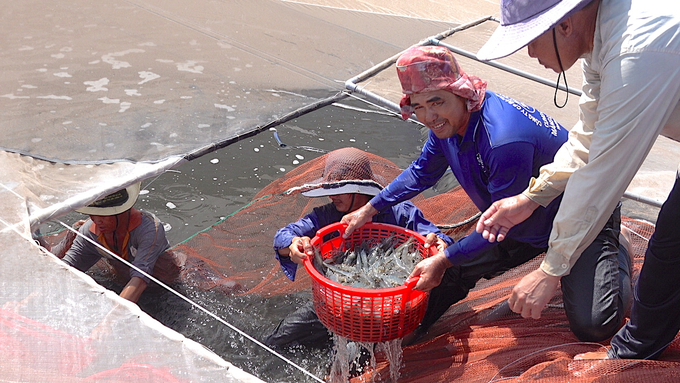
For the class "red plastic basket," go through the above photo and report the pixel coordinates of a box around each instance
[303,222,434,343]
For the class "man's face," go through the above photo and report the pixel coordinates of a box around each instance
[410,90,470,139]
[329,193,367,214]
[90,215,118,233]
[527,29,562,72]
[527,27,580,73]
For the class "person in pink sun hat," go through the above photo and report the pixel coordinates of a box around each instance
[476,0,680,360]
[342,45,632,343]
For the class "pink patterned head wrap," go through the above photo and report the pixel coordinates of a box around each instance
[396,45,487,120]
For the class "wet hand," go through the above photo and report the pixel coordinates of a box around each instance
[340,203,378,238]
[424,233,448,253]
[410,252,452,292]
[508,268,560,319]
[476,194,539,242]
[288,236,313,264]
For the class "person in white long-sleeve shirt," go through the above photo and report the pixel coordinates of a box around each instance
[476,0,680,360]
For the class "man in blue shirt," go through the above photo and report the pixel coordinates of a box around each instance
[267,147,452,348]
[343,45,632,342]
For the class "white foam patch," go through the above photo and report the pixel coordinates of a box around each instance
[98,97,119,104]
[125,89,141,96]
[36,95,73,100]
[85,78,109,92]
[119,102,131,113]
[102,49,144,69]
[1,94,30,99]
[53,72,72,78]
[138,71,160,84]
[215,103,235,112]
[19,46,34,51]
[176,60,204,74]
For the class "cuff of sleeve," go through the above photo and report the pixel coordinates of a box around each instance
[130,271,151,284]
[524,177,562,208]
[438,233,455,247]
[539,250,571,277]
[276,251,298,281]
[368,195,387,212]
[443,246,465,266]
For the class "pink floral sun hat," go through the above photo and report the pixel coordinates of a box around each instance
[396,45,487,120]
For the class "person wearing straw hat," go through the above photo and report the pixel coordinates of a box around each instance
[61,183,179,303]
[475,0,680,360]
[342,45,632,343]
[267,147,453,349]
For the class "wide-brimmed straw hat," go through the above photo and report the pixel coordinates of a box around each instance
[76,183,141,216]
[477,0,594,61]
[301,148,384,197]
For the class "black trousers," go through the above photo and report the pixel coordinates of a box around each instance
[423,203,631,342]
[610,176,680,359]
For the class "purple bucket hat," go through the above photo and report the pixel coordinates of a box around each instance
[477,0,594,61]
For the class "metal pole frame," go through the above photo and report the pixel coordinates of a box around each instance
[344,16,662,209]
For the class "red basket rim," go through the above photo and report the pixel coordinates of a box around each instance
[302,222,431,296]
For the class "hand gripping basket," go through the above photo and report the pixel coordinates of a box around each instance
[303,222,434,343]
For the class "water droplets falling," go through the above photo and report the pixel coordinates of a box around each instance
[328,334,403,382]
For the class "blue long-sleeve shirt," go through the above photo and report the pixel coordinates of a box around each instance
[371,91,568,265]
[274,201,453,281]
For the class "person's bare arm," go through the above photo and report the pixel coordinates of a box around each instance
[119,276,148,303]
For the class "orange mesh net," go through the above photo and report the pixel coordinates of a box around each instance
[352,217,680,382]
[171,148,482,297]
[43,148,680,381]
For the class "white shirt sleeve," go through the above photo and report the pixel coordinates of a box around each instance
[539,49,680,276]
